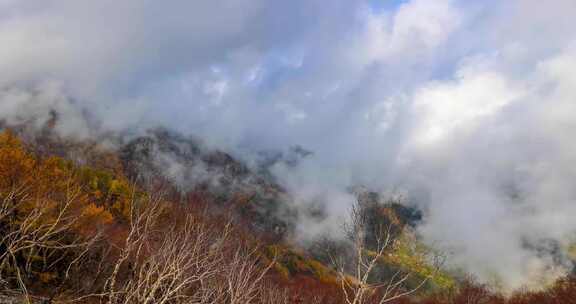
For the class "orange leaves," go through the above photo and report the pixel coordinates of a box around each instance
[0,131,74,196]
[38,272,58,284]
[0,130,134,234]
[77,203,114,235]
[82,202,111,220]
[0,130,36,188]
[77,165,134,220]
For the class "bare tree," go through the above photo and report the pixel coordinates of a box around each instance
[66,190,280,304]
[259,284,290,304]
[333,199,443,304]
[223,245,276,304]
[102,194,232,304]
[192,238,278,304]
[0,183,96,302]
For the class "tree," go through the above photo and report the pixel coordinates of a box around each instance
[333,199,444,304]
[0,182,97,302]
[99,193,278,304]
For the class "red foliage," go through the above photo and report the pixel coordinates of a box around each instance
[416,277,576,304]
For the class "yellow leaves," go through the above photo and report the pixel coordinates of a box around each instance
[379,235,455,289]
[0,130,36,188]
[38,156,70,180]
[107,178,133,219]
[83,203,114,224]
[0,130,22,148]
[307,260,338,285]
[273,262,291,280]
[111,197,131,219]
[76,203,114,236]
[79,167,131,203]
[36,157,75,195]
[75,168,134,226]
[109,179,121,193]
[0,130,137,233]
[265,244,339,285]
[262,247,291,280]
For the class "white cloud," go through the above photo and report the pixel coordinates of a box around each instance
[2,0,576,290]
[411,63,522,145]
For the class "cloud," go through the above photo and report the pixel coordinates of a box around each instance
[406,47,576,290]
[1,0,576,290]
[0,81,91,138]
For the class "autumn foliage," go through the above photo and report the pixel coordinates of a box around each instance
[0,130,343,303]
[1,129,576,304]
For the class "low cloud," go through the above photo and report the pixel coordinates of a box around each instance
[1,0,576,290]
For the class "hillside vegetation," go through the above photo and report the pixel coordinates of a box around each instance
[1,128,575,304]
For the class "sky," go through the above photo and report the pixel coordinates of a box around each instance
[1,0,576,290]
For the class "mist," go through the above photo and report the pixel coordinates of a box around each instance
[2,0,576,290]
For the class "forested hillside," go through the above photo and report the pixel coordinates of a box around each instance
[1,127,575,304]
